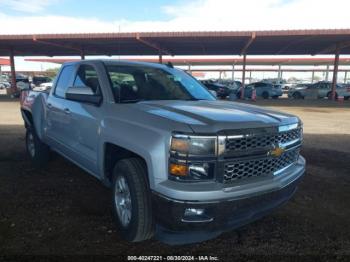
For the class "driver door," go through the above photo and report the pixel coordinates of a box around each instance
[62,64,103,175]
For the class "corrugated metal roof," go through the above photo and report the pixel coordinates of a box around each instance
[1,29,350,56]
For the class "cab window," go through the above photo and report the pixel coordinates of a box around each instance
[73,65,101,95]
[54,65,74,98]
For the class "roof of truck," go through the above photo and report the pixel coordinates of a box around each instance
[62,59,174,69]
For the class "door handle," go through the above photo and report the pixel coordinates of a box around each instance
[47,103,52,109]
[64,108,71,115]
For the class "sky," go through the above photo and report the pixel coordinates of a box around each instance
[0,0,350,79]
[1,0,350,34]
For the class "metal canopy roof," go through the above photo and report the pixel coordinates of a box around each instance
[1,29,350,57]
[24,57,350,66]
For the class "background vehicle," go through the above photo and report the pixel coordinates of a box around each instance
[245,82,283,99]
[20,60,305,245]
[32,76,52,87]
[262,79,292,90]
[288,81,350,100]
[201,80,232,98]
[33,82,53,91]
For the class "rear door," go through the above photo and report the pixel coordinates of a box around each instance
[318,82,329,98]
[46,64,75,155]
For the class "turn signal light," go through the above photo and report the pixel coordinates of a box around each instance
[169,163,188,177]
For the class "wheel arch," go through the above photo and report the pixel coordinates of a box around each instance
[21,109,33,128]
[102,142,150,188]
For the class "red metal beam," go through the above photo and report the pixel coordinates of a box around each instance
[331,48,340,100]
[240,33,256,56]
[9,48,17,93]
[313,41,350,56]
[241,54,247,99]
[136,33,172,56]
[32,36,82,53]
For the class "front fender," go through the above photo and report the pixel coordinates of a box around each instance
[99,118,173,190]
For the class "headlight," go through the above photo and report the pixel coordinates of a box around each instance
[169,134,217,181]
[170,135,217,156]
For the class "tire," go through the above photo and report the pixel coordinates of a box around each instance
[26,127,50,168]
[272,95,279,99]
[111,158,154,242]
[327,92,338,100]
[292,92,303,99]
[262,92,269,99]
[345,96,349,101]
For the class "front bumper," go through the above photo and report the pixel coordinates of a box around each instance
[152,156,305,245]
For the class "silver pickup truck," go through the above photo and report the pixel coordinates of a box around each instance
[20,60,305,245]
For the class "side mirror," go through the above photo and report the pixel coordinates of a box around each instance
[209,90,217,98]
[65,86,102,105]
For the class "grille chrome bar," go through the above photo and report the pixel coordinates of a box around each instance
[225,127,302,153]
[221,124,302,183]
[223,148,300,183]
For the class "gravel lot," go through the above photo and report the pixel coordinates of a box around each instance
[0,98,349,261]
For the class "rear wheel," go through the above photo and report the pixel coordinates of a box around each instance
[272,95,279,99]
[111,158,154,242]
[26,127,50,168]
[292,92,303,99]
[262,92,269,99]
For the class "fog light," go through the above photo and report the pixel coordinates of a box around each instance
[182,208,213,223]
[169,163,188,177]
[185,208,205,216]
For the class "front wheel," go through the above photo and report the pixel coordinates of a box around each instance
[262,92,269,99]
[112,158,154,242]
[327,92,338,100]
[26,127,50,168]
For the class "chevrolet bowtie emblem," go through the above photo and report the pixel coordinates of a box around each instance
[269,145,285,158]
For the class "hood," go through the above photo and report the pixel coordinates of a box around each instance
[135,100,299,133]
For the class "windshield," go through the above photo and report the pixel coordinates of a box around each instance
[106,65,215,103]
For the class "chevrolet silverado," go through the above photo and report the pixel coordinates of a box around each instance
[20,60,305,245]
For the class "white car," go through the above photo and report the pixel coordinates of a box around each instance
[33,82,52,91]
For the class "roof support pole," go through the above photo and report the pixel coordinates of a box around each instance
[249,71,252,84]
[311,71,315,83]
[80,49,85,60]
[325,65,330,81]
[219,71,222,80]
[331,48,340,100]
[9,48,17,94]
[278,65,282,81]
[240,53,247,99]
[344,71,348,83]
[231,64,235,81]
[158,53,163,64]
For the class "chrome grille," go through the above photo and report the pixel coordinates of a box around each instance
[226,127,301,151]
[224,148,300,183]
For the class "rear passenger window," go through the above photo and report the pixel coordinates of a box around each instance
[54,65,74,98]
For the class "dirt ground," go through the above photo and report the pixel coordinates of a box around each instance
[0,98,349,261]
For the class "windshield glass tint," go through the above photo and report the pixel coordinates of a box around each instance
[106,65,215,102]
